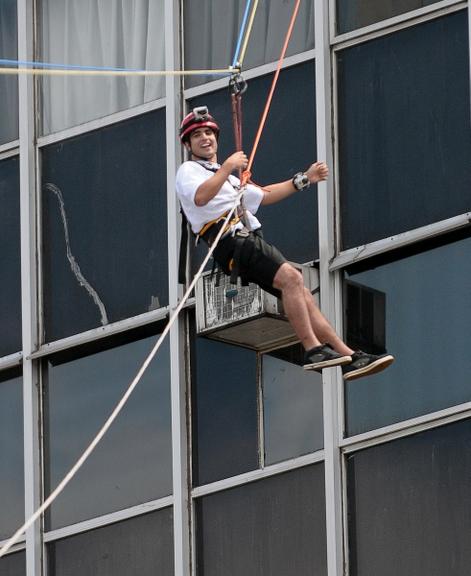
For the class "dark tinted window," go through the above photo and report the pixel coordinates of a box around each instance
[0,156,21,356]
[0,369,23,540]
[263,345,323,465]
[336,0,442,34]
[189,60,318,264]
[0,0,18,144]
[192,335,258,485]
[48,508,174,576]
[347,420,471,576]
[45,333,172,529]
[338,12,471,250]
[344,233,471,436]
[41,110,168,342]
[196,465,327,576]
[0,551,26,576]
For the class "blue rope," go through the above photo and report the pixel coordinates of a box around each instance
[231,0,252,69]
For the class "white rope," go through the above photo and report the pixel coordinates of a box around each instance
[0,190,245,559]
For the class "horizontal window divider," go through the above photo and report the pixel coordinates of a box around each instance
[330,212,471,271]
[0,352,23,371]
[29,307,171,359]
[29,296,196,360]
[0,538,25,554]
[0,142,20,159]
[43,495,173,543]
[183,49,316,99]
[192,451,324,499]
[37,97,166,148]
[341,401,471,454]
[332,0,466,50]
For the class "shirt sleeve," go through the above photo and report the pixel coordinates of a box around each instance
[242,182,264,214]
[175,162,207,206]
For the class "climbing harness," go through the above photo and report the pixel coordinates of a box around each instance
[0,0,304,559]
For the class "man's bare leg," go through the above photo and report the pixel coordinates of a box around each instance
[273,264,321,351]
[303,287,354,356]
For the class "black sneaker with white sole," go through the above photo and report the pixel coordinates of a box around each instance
[342,351,394,381]
[303,344,352,371]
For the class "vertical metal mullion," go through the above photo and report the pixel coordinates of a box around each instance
[468,0,471,122]
[314,1,345,575]
[166,1,190,575]
[18,0,41,575]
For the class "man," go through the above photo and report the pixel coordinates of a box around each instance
[176,106,394,380]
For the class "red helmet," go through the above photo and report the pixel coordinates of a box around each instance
[180,106,220,142]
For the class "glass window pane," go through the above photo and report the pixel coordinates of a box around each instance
[183,0,314,88]
[338,12,471,250]
[0,0,18,144]
[0,369,23,541]
[47,508,174,576]
[189,60,318,264]
[344,233,471,436]
[41,110,168,343]
[0,551,26,576]
[347,420,471,576]
[196,465,327,576]
[0,156,21,356]
[45,333,172,529]
[336,0,442,34]
[192,334,258,486]
[263,345,323,465]
[40,0,165,134]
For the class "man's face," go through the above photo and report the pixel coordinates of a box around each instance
[187,127,218,160]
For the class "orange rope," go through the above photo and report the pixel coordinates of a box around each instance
[241,0,302,187]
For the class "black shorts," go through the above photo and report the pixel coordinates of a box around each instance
[212,229,287,298]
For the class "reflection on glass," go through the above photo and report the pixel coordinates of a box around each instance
[0,157,22,357]
[347,420,471,576]
[41,109,168,342]
[336,0,442,34]
[338,12,471,249]
[48,508,174,576]
[0,370,23,541]
[196,465,327,576]
[263,347,323,465]
[0,551,26,576]
[192,336,258,486]
[190,61,319,264]
[46,334,172,529]
[40,0,165,134]
[345,234,471,436]
[184,0,314,88]
[0,0,18,144]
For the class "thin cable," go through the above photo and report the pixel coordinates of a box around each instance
[0,59,233,78]
[231,0,253,68]
[238,0,260,69]
[242,0,302,186]
[0,190,246,560]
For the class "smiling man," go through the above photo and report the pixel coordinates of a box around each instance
[175,106,394,379]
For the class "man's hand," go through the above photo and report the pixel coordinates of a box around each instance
[221,151,248,175]
[305,161,329,184]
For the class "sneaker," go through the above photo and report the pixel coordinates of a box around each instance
[303,344,352,371]
[343,351,395,381]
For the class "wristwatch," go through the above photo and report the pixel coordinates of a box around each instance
[292,172,311,191]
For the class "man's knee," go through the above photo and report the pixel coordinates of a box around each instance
[274,263,304,292]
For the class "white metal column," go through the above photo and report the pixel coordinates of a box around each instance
[315,1,345,575]
[166,1,190,574]
[18,0,41,574]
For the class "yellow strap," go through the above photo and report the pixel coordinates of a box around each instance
[198,212,240,238]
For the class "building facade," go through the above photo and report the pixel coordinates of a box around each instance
[1,1,470,575]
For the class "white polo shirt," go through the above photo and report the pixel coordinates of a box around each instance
[175,160,264,234]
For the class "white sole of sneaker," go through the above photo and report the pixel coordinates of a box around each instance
[303,355,352,371]
[343,355,395,381]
